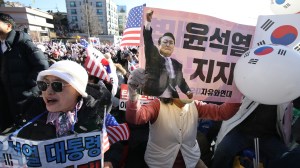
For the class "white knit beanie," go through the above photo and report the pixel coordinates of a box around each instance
[37,60,88,97]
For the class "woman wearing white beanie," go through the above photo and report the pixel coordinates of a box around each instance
[9,60,123,168]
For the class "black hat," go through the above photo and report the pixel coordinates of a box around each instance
[0,13,16,29]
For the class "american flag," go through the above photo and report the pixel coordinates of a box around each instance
[106,113,119,126]
[106,113,130,144]
[101,125,110,153]
[101,109,110,168]
[79,38,110,81]
[107,123,130,144]
[84,46,110,81]
[120,4,146,46]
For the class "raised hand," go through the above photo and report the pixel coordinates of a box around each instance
[146,10,154,22]
[127,68,146,101]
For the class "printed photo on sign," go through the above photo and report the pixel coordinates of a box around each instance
[138,7,256,103]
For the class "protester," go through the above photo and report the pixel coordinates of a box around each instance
[126,68,240,168]
[0,12,49,132]
[211,96,300,168]
[142,10,193,99]
[12,60,123,167]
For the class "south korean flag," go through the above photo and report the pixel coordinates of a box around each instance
[252,14,300,54]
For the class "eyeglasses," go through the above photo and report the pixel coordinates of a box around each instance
[37,81,70,92]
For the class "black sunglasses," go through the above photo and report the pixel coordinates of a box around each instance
[37,81,69,92]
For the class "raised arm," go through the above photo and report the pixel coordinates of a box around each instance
[195,101,241,121]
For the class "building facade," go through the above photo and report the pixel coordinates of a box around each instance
[65,0,119,36]
[117,5,126,35]
[0,6,54,42]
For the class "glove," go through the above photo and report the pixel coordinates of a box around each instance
[127,68,145,101]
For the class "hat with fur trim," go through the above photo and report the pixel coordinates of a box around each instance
[37,60,88,97]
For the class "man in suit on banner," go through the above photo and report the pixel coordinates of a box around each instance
[143,10,193,99]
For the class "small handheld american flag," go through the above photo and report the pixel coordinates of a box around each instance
[101,106,110,168]
[106,113,130,144]
[83,45,110,82]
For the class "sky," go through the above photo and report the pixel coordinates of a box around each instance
[10,0,274,25]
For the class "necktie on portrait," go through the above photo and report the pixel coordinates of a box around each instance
[165,57,175,79]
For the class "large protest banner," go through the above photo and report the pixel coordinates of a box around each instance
[0,132,103,168]
[139,7,256,103]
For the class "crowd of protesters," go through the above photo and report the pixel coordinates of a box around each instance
[1,11,300,168]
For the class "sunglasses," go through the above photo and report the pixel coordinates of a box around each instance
[37,81,70,92]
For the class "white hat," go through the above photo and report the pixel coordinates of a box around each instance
[37,60,88,97]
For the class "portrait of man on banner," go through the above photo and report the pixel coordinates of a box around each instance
[138,7,256,103]
[142,9,193,99]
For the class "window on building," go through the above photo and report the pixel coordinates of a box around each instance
[71,9,77,14]
[71,16,78,22]
[70,1,76,7]
[96,9,103,15]
[40,32,48,36]
[96,2,102,7]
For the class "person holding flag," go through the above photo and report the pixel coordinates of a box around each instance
[5,60,123,167]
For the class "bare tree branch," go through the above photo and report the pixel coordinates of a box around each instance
[81,3,103,36]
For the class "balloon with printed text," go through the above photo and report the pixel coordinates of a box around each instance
[234,44,300,105]
[270,0,300,14]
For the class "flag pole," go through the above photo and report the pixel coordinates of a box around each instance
[100,131,104,168]
[101,105,107,168]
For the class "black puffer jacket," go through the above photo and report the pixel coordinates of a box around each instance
[0,30,49,130]
[17,96,104,140]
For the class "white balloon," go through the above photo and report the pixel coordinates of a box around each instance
[234,44,300,105]
[270,0,300,14]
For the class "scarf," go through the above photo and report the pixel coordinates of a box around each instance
[46,99,83,137]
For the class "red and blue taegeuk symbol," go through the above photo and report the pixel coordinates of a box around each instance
[275,0,286,5]
[271,25,298,45]
[254,46,274,56]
